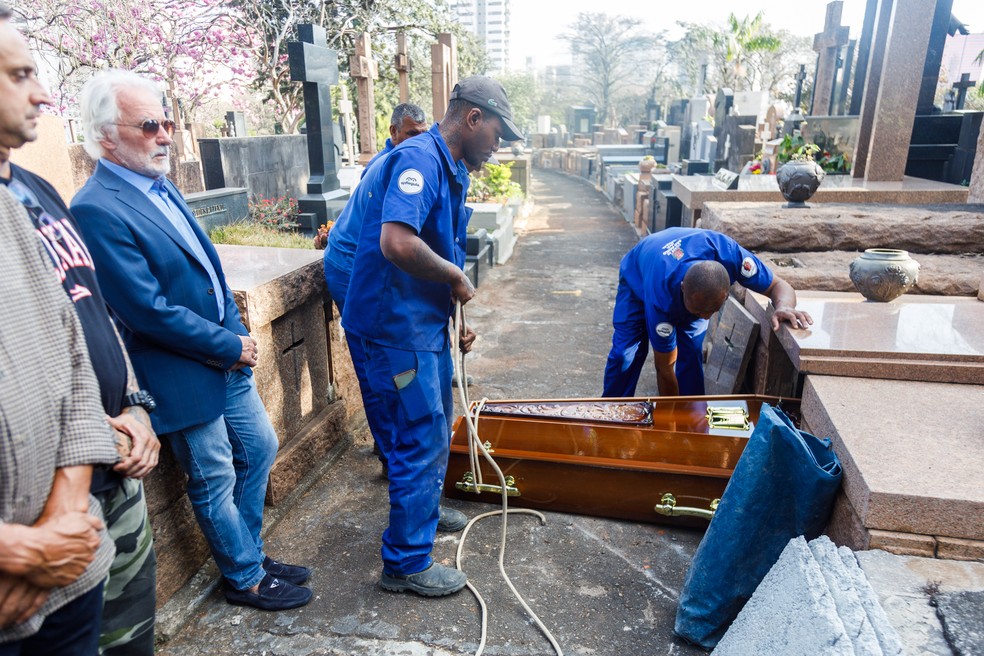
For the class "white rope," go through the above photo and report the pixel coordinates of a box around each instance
[451,302,564,656]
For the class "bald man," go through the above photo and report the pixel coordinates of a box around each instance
[602,227,812,397]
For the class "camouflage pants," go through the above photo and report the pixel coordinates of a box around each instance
[96,478,157,656]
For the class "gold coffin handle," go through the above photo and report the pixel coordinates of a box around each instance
[705,406,750,431]
[654,493,719,521]
[455,471,521,497]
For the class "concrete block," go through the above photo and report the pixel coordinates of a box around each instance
[809,536,884,655]
[837,546,905,656]
[857,550,984,655]
[714,537,853,655]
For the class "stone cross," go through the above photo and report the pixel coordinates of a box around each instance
[287,23,343,229]
[431,33,458,122]
[953,73,976,110]
[395,32,410,103]
[349,32,378,165]
[811,1,850,116]
[337,84,356,165]
[793,65,807,109]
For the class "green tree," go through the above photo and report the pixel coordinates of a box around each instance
[560,12,659,127]
[715,12,781,90]
[229,0,487,135]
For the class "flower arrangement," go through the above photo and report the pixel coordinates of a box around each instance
[747,160,764,175]
[248,196,300,232]
[313,221,334,250]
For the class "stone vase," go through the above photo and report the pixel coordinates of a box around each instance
[849,248,920,302]
[639,158,658,175]
[776,159,825,207]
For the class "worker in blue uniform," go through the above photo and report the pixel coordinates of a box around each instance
[602,227,813,398]
[324,104,427,476]
[342,76,523,597]
[324,103,428,313]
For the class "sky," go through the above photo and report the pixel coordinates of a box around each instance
[509,0,984,70]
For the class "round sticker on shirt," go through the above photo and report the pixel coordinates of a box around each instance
[397,168,424,195]
[655,322,674,338]
[740,256,758,278]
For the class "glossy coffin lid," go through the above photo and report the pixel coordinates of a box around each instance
[445,394,799,528]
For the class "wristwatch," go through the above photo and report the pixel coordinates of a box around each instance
[122,390,157,414]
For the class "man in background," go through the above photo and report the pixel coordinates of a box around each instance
[72,70,311,611]
[0,10,159,653]
[0,182,119,655]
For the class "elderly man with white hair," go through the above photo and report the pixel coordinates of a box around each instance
[70,70,312,612]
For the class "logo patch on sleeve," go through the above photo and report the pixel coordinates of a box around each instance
[655,322,674,338]
[740,256,758,278]
[397,169,424,195]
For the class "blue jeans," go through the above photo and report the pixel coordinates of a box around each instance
[361,339,454,575]
[164,370,279,590]
[0,583,103,656]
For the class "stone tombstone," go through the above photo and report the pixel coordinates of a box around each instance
[570,106,596,135]
[811,1,850,116]
[713,88,734,147]
[184,187,249,233]
[225,111,247,138]
[855,0,936,182]
[287,23,348,232]
[763,105,781,142]
[349,32,378,165]
[732,91,768,123]
[916,0,957,115]
[953,73,976,111]
[784,65,809,136]
[762,137,784,174]
[659,125,682,164]
[337,84,356,165]
[682,96,710,162]
[703,135,718,166]
[711,168,739,191]
[395,32,410,103]
[667,99,689,128]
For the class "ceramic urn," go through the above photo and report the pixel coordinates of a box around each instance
[776,159,825,206]
[849,248,920,302]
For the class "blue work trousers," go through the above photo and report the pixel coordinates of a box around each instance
[328,259,393,463]
[164,370,279,591]
[602,279,708,396]
[360,337,454,575]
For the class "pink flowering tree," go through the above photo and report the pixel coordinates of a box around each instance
[16,0,255,122]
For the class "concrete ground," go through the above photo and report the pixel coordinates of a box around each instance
[157,168,982,655]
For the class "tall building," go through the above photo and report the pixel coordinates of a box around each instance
[449,0,511,73]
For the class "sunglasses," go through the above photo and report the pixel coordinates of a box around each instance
[114,119,176,138]
[7,178,65,232]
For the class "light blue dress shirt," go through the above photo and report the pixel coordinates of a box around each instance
[100,159,224,321]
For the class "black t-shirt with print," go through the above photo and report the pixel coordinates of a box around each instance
[4,165,127,492]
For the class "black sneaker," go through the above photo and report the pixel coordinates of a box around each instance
[380,563,467,597]
[225,573,312,611]
[437,506,468,532]
[263,556,311,585]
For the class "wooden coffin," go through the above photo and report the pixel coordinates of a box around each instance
[444,395,800,528]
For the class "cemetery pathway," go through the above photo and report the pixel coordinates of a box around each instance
[157,168,705,656]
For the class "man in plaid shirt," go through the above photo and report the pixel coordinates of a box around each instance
[0,186,120,653]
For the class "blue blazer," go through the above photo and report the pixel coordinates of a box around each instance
[71,162,249,435]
